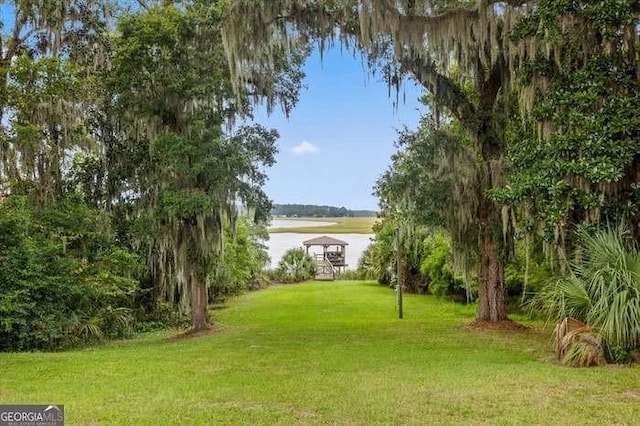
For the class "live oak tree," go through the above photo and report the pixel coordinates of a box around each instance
[0,0,111,204]
[221,0,536,322]
[110,3,285,331]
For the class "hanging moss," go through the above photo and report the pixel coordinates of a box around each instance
[222,0,520,107]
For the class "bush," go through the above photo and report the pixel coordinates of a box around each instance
[336,269,366,280]
[357,244,392,285]
[531,226,640,363]
[133,302,188,333]
[275,248,316,283]
[0,196,143,351]
[209,217,270,301]
[420,233,468,300]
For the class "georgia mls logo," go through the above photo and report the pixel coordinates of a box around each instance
[0,404,64,426]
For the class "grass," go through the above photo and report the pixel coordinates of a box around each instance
[269,216,376,234]
[1,281,639,424]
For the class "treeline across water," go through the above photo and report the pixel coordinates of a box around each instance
[272,204,377,218]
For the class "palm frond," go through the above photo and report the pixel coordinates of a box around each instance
[560,332,604,367]
[534,225,640,361]
[529,276,591,322]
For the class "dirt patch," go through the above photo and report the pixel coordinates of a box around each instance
[622,390,640,399]
[463,319,530,331]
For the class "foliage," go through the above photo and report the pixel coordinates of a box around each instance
[356,245,382,282]
[532,226,640,362]
[0,195,142,351]
[374,119,480,298]
[110,3,280,331]
[210,216,270,301]
[357,218,401,287]
[275,248,316,283]
[360,217,469,299]
[504,238,556,308]
[0,0,293,341]
[420,233,469,301]
[499,0,640,267]
[0,0,110,204]
[375,118,479,261]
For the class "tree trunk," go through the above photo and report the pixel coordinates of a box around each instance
[477,226,507,322]
[189,270,209,331]
[476,159,507,322]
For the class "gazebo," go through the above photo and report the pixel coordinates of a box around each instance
[302,236,348,279]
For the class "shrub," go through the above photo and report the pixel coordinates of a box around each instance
[532,226,640,364]
[357,244,393,285]
[420,233,468,300]
[336,269,366,280]
[0,196,142,351]
[210,217,270,301]
[276,248,316,283]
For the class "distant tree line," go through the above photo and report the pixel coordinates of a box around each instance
[272,204,377,218]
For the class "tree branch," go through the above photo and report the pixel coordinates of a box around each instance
[399,54,478,133]
[379,0,531,28]
[3,10,24,63]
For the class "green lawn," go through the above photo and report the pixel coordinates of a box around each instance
[269,216,376,233]
[1,281,639,424]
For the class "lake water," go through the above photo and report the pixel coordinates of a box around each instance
[266,219,374,269]
[266,233,374,269]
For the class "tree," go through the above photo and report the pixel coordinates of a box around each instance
[221,0,532,323]
[375,118,479,299]
[497,0,640,268]
[0,0,111,203]
[110,3,282,331]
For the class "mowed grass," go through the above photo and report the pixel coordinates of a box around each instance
[269,216,376,234]
[1,281,639,425]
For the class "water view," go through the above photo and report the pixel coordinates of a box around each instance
[266,233,374,269]
[266,219,373,269]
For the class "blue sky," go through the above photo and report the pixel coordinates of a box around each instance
[250,46,426,211]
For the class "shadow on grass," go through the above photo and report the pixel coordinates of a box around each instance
[210,304,230,311]
[464,319,530,331]
[170,324,219,340]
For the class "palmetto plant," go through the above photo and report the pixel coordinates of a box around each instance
[533,226,640,364]
[276,248,316,283]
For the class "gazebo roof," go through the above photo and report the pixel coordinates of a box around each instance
[302,235,348,246]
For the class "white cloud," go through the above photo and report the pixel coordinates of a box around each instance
[292,140,319,155]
